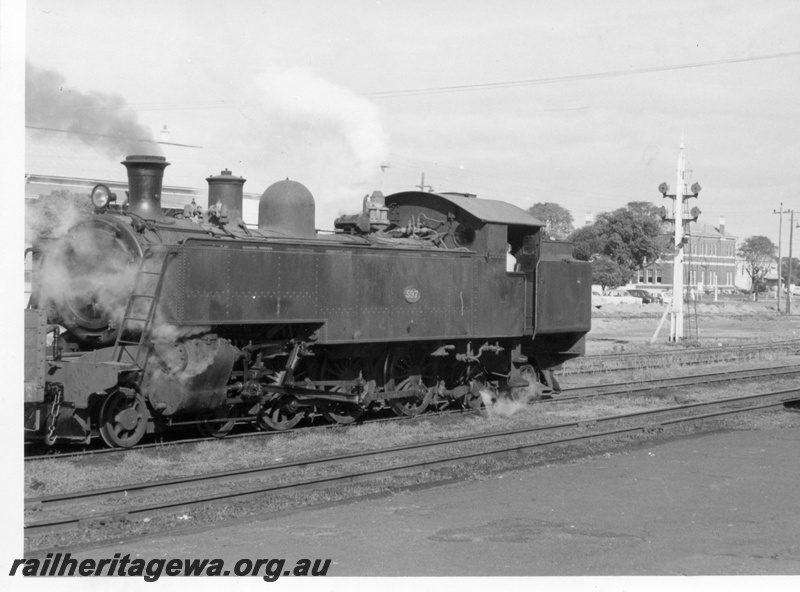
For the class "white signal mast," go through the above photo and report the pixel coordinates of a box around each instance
[657,140,702,342]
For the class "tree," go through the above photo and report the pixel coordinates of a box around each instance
[626,200,672,253]
[527,202,574,240]
[591,255,630,290]
[780,257,800,287]
[737,235,776,301]
[625,201,662,218]
[569,203,664,274]
[569,224,603,262]
[26,189,94,240]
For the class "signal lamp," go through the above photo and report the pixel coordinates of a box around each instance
[90,184,117,210]
[658,182,669,196]
[690,206,701,222]
[690,182,702,195]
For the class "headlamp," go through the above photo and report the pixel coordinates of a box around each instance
[90,184,116,210]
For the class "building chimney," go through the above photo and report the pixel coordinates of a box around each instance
[719,216,725,236]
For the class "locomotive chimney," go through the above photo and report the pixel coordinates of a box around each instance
[122,155,170,219]
[206,169,246,220]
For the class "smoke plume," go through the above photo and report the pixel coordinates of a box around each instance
[26,62,161,157]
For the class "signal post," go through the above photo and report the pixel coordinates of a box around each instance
[658,141,701,342]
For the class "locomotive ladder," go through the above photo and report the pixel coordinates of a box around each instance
[111,248,172,374]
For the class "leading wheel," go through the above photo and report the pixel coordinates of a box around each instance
[385,346,436,417]
[98,389,149,448]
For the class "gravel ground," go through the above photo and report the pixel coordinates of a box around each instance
[586,301,800,354]
[41,412,800,577]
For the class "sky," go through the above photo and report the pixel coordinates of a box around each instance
[14,0,800,247]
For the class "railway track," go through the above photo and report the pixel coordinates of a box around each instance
[25,385,800,539]
[25,360,800,462]
[26,360,800,462]
[562,338,800,374]
[556,363,800,401]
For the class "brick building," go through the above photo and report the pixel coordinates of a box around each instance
[637,218,737,292]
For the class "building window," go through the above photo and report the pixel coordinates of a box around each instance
[656,268,662,283]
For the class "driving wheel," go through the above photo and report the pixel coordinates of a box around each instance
[317,355,368,425]
[385,346,436,416]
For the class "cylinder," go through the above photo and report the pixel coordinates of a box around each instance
[121,155,170,219]
[206,169,246,219]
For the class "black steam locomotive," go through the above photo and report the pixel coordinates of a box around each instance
[24,155,591,448]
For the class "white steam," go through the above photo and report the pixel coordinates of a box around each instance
[151,323,213,343]
[479,380,545,418]
[252,66,390,229]
[35,228,140,330]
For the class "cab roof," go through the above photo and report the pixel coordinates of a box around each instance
[386,191,545,228]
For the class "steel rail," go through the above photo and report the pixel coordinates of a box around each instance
[23,406,475,462]
[555,364,800,401]
[24,387,800,535]
[562,339,800,374]
[578,337,800,361]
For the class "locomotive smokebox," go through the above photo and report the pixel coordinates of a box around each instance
[259,179,316,238]
[121,155,170,219]
[206,169,246,220]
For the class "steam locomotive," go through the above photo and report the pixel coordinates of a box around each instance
[24,155,591,448]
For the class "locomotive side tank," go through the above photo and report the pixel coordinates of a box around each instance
[25,155,591,447]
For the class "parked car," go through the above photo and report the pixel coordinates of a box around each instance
[625,289,655,304]
[600,289,643,305]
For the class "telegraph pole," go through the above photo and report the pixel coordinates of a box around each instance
[774,204,788,312]
[416,173,433,192]
[789,210,796,315]
[658,140,701,342]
